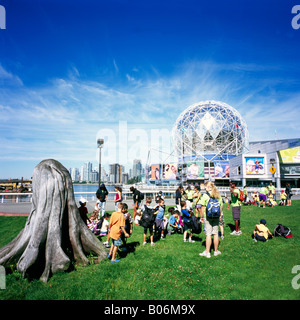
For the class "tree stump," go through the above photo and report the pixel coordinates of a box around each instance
[0,159,108,282]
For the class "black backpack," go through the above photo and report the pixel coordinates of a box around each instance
[139,192,145,201]
[274,224,292,238]
[191,214,202,234]
[96,220,103,230]
[139,205,155,228]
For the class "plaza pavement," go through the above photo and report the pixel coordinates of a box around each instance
[0,195,299,216]
[0,198,178,216]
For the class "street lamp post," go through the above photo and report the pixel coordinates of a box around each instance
[270,158,276,184]
[97,139,104,189]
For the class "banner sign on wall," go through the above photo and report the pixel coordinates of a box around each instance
[245,157,265,175]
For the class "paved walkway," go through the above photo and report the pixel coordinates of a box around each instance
[0,198,178,216]
[1,195,299,216]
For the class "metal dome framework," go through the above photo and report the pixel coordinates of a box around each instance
[172,100,249,162]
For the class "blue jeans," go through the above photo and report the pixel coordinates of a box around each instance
[112,238,121,246]
[97,201,106,218]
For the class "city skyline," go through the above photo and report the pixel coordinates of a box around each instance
[69,158,144,184]
[1,1,300,179]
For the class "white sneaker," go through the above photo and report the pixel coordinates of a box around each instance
[230,230,238,235]
[189,239,195,243]
[143,241,147,245]
[214,250,222,256]
[199,250,211,258]
[183,239,187,242]
[150,242,155,246]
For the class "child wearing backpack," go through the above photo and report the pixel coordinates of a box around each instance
[199,181,223,258]
[121,203,133,247]
[141,197,158,246]
[181,201,195,243]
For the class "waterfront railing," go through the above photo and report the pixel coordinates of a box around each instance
[1,188,299,204]
[0,191,176,204]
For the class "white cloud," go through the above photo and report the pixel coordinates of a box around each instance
[0,61,299,178]
[0,64,23,86]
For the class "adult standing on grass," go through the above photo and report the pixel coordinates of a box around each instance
[199,181,223,258]
[285,183,292,206]
[114,186,123,211]
[268,182,276,201]
[227,183,242,235]
[96,183,109,219]
[259,184,269,208]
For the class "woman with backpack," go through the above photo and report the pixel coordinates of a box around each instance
[199,181,223,258]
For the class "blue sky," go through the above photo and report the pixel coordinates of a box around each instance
[0,0,300,179]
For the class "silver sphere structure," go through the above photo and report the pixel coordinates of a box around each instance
[172,100,249,161]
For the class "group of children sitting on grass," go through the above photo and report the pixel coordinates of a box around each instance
[246,190,288,207]
[223,189,289,208]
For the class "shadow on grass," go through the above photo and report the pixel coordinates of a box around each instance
[227,223,236,232]
[119,241,140,258]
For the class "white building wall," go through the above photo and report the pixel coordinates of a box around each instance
[229,153,280,186]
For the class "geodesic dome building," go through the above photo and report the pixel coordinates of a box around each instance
[171,101,249,182]
[172,100,249,160]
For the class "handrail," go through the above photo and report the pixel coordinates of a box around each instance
[1,188,299,204]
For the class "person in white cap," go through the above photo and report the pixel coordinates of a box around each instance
[78,198,90,225]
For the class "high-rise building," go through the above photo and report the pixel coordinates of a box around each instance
[80,165,85,182]
[71,168,80,182]
[90,170,99,183]
[110,163,121,184]
[79,162,97,182]
[122,173,129,184]
[133,159,142,180]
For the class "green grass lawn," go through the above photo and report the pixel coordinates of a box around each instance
[1,201,300,300]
